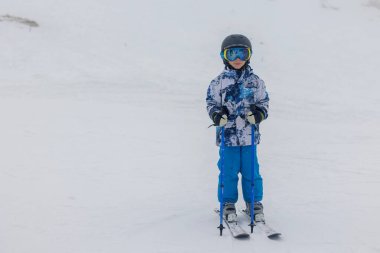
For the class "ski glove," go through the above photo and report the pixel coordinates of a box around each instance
[211,106,229,127]
[247,105,265,125]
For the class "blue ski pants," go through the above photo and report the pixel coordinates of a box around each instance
[217,145,263,203]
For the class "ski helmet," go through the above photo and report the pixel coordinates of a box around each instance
[221,34,252,51]
[220,34,252,69]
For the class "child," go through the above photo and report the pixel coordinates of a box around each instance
[206,34,269,223]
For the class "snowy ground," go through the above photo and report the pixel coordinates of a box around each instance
[1,0,380,252]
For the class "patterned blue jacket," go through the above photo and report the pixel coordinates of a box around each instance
[206,66,269,146]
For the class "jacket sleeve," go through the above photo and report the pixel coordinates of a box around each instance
[206,78,222,120]
[255,78,269,119]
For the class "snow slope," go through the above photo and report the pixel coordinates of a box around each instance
[1,0,380,252]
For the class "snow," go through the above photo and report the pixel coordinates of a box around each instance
[1,0,380,252]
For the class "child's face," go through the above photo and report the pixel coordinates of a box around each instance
[228,58,246,70]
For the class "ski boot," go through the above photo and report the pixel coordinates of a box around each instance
[223,202,238,223]
[245,202,265,223]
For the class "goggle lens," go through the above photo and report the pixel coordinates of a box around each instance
[223,47,251,61]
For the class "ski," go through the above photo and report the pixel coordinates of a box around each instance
[256,222,281,239]
[214,208,250,238]
[239,209,282,239]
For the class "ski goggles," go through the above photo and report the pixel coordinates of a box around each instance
[221,47,251,62]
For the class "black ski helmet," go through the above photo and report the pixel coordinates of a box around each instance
[220,34,252,69]
[221,34,252,51]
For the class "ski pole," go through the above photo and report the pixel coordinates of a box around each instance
[218,127,225,236]
[249,125,256,233]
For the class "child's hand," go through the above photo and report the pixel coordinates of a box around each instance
[212,112,228,127]
[247,105,264,125]
[211,106,229,127]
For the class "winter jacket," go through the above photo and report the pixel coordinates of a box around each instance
[206,66,269,146]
